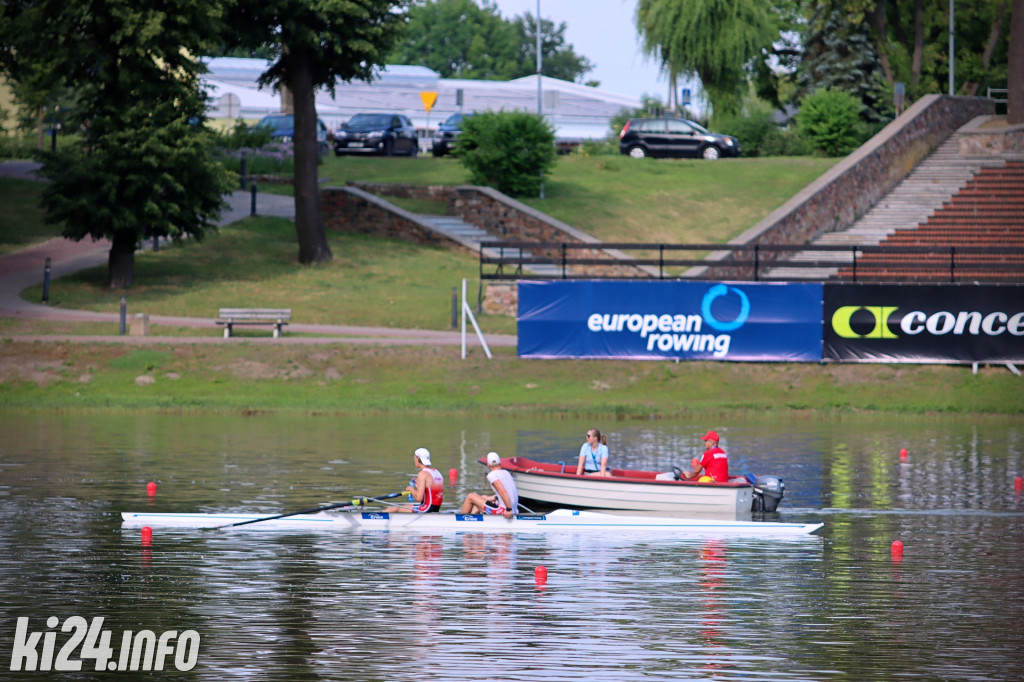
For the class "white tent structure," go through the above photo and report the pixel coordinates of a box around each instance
[202,57,640,146]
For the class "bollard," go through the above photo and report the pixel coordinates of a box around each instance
[152,235,159,252]
[50,126,57,152]
[250,182,258,216]
[451,287,458,329]
[42,257,51,303]
[240,155,247,189]
[119,297,127,335]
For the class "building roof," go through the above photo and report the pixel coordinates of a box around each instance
[203,57,639,142]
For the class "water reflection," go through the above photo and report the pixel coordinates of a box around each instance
[1,412,1023,680]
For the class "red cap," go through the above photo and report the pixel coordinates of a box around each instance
[702,431,720,442]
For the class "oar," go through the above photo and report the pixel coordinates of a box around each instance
[202,492,402,530]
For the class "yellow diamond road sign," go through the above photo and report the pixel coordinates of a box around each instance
[420,91,438,113]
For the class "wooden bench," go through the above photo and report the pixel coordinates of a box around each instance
[216,308,291,338]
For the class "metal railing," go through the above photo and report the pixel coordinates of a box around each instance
[479,241,1024,283]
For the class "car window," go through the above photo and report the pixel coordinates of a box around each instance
[666,119,693,134]
[346,114,393,128]
[637,119,664,132]
[687,120,711,135]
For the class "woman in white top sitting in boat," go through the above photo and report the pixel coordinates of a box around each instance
[577,428,611,476]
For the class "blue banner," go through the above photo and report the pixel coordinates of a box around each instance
[518,281,823,362]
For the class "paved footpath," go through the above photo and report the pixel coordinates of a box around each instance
[0,162,513,347]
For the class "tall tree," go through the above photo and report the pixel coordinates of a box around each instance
[386,0,519,79]
[509,13,594,82]
[0,0,234,288]
[225,0,408,265]
[635,0,778,116]
[387,0,592,82]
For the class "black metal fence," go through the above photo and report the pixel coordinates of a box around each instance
[479,241,1024,283]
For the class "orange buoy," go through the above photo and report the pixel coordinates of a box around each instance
[146,481,157,496]
[141,526,153,547]
[449,468,458,483]
[899,448,908,461]
[534,565,548,585]
[891,539,904,559]
[1014,476,1023,493]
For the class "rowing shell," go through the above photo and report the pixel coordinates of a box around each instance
[121,509,823,537]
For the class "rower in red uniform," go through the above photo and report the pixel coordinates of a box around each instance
[385,447,445,513]
[682,431,730,482]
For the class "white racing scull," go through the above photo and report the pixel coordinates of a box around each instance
[121,509,823,537]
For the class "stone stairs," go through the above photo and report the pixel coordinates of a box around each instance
[413,214,564,277]
[764,134,1015,280]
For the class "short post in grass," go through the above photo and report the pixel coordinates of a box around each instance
[250,183,258,217]
[451,287,458,329]
[119,297,127,335]
[42,258,51,303]
[240,154,247,190]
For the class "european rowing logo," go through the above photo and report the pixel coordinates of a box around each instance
[701,284,750,332]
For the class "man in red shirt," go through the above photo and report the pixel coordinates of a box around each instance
[683,431,730,482]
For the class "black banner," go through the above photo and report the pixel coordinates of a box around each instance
[824,284,1024,363]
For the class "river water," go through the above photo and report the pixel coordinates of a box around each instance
[1,413,1022,680]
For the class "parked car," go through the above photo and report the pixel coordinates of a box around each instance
[431,112,473,157]
[619,117,741,160]
[251,114,330,154]
[334,113,418,156]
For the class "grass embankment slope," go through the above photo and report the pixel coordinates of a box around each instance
[2,154,1021,417]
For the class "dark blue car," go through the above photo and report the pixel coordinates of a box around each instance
[252,114,329,154]
[333,113,419,157]
[431,113,473,157]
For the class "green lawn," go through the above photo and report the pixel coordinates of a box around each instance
[319,154,837,244]
[22,216,515,334]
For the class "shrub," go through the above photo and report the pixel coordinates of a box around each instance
[797,89,865,156]
[456,111,556,197]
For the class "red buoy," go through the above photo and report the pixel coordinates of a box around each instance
[891,539,904,559]
[141,526,153,547]
[1014,476,1023,493]
[449,468,458,484]
[146,481,157,496]
[899,448,908,461]
[534,565,548,585]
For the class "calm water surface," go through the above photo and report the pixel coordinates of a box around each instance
[1,413,1022,681]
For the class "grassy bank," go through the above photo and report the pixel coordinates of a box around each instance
[2,341,1021,416]
[319,154,838,243]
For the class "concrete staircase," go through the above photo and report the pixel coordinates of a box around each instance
[764,134,1013,280]
[413,214,564,277]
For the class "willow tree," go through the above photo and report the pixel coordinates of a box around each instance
[634,0,778,116]
[224,0,408,265]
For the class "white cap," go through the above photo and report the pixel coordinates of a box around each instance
[414,447,432,466]
[486,451,501,466]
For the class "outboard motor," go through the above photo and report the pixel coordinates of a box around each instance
[751,475,785,512]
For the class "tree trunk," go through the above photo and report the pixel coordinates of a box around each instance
[1010,0,1024,124]
[911,0,924,88]
[287,46,332,265]
[964,2,1006,96]
[871,0,894,85]
[108,231,136,289]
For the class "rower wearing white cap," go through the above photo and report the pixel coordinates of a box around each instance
[385,447,444,513]
[460,452,519,519]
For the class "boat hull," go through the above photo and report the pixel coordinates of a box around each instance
[121,510,822,537]
[502,456,753,515]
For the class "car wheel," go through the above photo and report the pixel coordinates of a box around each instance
[702,145,720,160]
[628,145,647,159]
[383,139,393,157]
[408,145,418,157]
